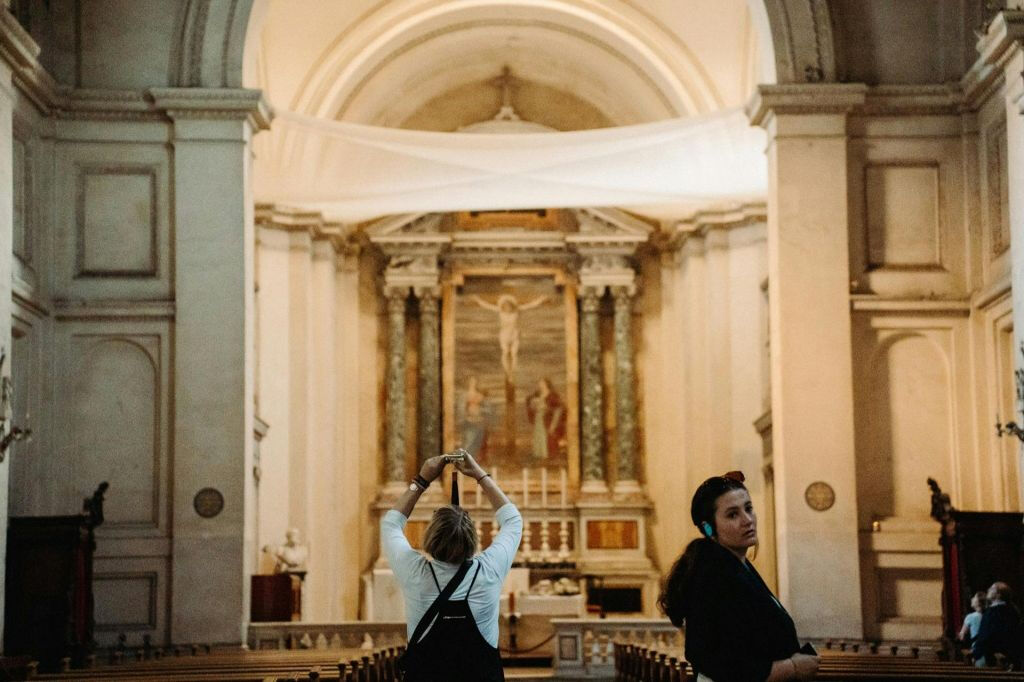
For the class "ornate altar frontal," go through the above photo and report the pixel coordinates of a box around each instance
[363,208,658,624]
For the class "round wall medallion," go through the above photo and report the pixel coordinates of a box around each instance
[804,481,836,512]
[193,488,225,518]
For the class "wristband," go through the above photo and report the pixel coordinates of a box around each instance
[413,474,431,490]
[475,473,491,483]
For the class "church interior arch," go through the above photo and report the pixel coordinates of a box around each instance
[0,0,1021,662]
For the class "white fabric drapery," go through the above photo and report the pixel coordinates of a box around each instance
[253,108,767,222]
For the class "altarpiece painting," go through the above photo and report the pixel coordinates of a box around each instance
[443,271,577,480]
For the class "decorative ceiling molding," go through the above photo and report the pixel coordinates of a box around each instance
[761,0,836,84]
[286,0,723,123]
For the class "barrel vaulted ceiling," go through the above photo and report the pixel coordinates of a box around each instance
[245,0,765,131]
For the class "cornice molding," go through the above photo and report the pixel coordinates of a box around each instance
[149,88,273,130]
[255,203,356,256]
[963,11,1024,109]
[0,10,59,112]
[859,85,964,117]
[746,83,868,127]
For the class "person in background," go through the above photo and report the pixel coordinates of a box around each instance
[958,591,987,646]
[381,452,522,681]
[973,581,1023,668]
[658,472,819,682]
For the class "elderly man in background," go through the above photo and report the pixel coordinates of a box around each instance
[973,581,1023,668]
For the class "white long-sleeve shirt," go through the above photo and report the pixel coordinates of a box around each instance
[380,503,523,647]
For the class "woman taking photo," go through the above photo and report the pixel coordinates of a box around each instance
[659,472,819,682]
[381,451,522,681]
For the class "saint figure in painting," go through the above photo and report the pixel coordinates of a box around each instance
[470,293,549,378]
[526,378,566,462]
[457,376,492,460]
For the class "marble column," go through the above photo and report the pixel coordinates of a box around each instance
[579,288,607,492]
[416,288,441,465]
[613,286,640,492]
[748,84,866,638]
[385,290,408,484]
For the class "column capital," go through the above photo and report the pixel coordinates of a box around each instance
[383,254,440,294]
[746,83,867,131]
[385,288,409,308]
[413,286,441,302]
[578,254,636,296]
[150,87,272,129]
[579,287,603,310]
[611,284,637,301]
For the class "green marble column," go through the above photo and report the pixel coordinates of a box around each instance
[385,290,407,483]
[579,288,606,488]
[613,286,638,484]
[416,289,441,466]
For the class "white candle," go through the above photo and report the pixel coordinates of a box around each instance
[560,468,567,509]
[541,467,548,508]
[522,467,530,508]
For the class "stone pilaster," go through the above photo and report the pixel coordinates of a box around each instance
[152,87,272,644]
[612,285,640,493]
[416,288,441,466]
[385,289,408,484]
[579,287,608,493]
[747,82,866,638]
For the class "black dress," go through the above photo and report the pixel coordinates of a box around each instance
[681,540,800,682]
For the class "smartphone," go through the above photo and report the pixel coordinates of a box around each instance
[800,642,818,656]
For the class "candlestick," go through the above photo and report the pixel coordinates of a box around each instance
[522,467,529,508]
[541,467,548,508]
[560,468,567,508]
[521,522,532,562]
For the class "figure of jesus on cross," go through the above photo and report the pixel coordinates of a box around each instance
[471,293,548,379]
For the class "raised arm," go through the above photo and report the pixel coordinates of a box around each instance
[391,455,447,517]
[454,452,509,510]
[519,294,549,311]
[454,453,522,570]
[471,295,500,312]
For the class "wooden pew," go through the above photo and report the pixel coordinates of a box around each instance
[615,643,1024,682]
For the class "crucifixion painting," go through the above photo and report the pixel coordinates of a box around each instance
[451,275,568,468]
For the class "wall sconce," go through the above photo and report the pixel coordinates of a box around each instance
[0,347,30,460]
[996,342,1024,443]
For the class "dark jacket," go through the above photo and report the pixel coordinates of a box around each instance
[680,540,800,682]
[973,602,1023,665]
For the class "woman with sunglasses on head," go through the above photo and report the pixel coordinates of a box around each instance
[658,472,819,682]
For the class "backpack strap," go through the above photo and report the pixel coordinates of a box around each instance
[407,560,472,647]
[465,562,483,596]
[426,562,441,591]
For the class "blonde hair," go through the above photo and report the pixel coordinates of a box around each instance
[423,505,478,564]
